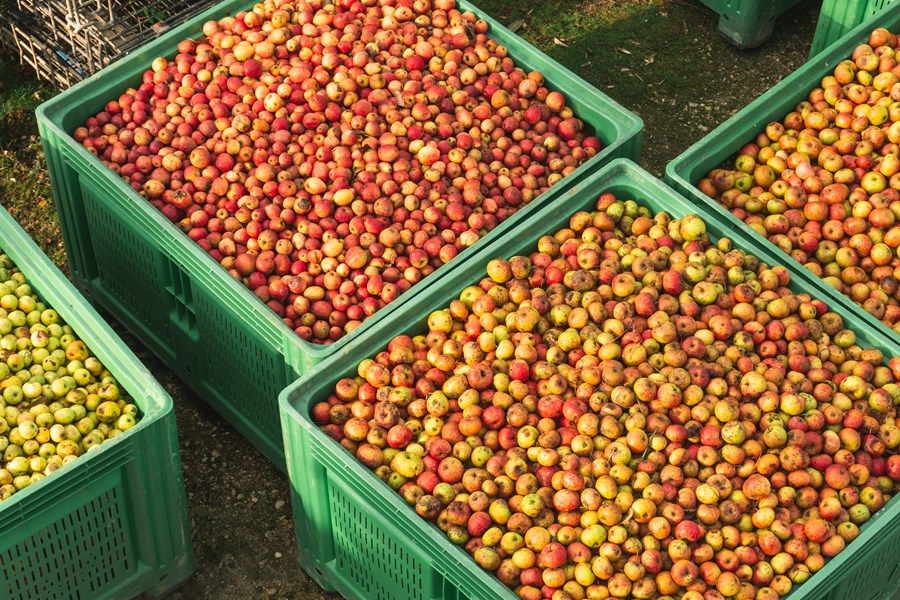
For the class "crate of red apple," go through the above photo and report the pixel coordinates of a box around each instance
[39,0,640,465]
[73,0,611,344]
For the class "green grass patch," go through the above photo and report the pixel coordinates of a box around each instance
[0,60,48,128]
[0,60,63,268]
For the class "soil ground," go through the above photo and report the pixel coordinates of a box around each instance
[5,1,896,599]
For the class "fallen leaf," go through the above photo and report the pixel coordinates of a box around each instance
[616,47,632,55]
[553,37,568,48]
[645,55,656,65]
[507,19,525,33]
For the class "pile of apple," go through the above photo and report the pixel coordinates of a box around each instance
[698,27,900,333]
[74,0,601,344]
[0,251,140,502]
[315,193,900,600]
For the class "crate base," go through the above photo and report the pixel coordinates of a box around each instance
[137,556,195,599]
[700,0,807,49]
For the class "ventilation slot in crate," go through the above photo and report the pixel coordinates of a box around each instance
[1,487,131,600]
[330,480,427,600]
[80,187,173,346]
[833,545,900,600]
[193,289,287,439]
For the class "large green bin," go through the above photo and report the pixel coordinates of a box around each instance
[699,0,807,49]
[0,205,193,600]
[666,6,900,353]
[35,0,642,471]
[809,0,898,59]
[279,159,900,600]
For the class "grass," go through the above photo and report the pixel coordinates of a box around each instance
[0,60,64,268]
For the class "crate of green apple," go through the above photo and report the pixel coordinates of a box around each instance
[668,15,900,346]
[37,0,641,468]
[280,160,900,600]
[0,205,192,598]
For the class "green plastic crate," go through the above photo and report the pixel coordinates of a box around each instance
[0,205,193,600]
[809,0,898,59]
[279,159,900,600]
[35,0,642,472]
[699,0,807,49]
[666,7,900,355]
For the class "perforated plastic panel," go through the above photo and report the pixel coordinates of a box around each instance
[80,179,175,351]
[193,287,288,459]
[829,550,900,600]
[330,481,427,600]
[2,487,131,600]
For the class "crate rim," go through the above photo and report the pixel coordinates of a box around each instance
[35,0,642,369]
[0,203,172,513]
[280,157,900,600]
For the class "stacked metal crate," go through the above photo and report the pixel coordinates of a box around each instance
[0,0,219,88]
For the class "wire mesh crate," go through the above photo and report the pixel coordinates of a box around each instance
[0,1,88,88]
[0,0,220,88]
